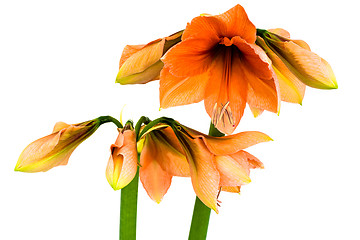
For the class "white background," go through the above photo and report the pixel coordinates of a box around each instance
[1,0,359,239]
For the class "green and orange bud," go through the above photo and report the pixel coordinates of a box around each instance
[106,124,138,190]
[257,28,337,90]
[15,119,102,173]
[116,31,183,85]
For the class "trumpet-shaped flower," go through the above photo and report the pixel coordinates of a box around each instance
[104,118,270,212]
[116,31,183,85]
[257,28,337,90]
[175,125,270,212]
[160,4,280,134]
[139,125,190,203]
[106,127,138,190]
[15,119,101,172]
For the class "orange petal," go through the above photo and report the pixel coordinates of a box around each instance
[15,120,100,172]
[52,122,70,133]
[241,150,264,169]
[256,36,306,104]
[106,130,138,190]
[117,60,164,85]
[140,134,172,203]
[215,155,251,187]
[214,4,256,43]
[162,37,216,77]
[178,134,220,212]
[268,28,290,38]
[159,67,208,109]
[232,37,273,80]
[221,186,241,193]
[270,39,337,89]
[147,128,190,177]
[181,15,224,42]
[116,38,165,84]
[184,127,272,155]
[204,48,247,134]
[15,130,72,172]
[245,66,280,114]
[249,105,264,118]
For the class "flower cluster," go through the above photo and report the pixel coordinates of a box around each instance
[15,117,269,212]
[117,4,337,134]
[15,4,337,214]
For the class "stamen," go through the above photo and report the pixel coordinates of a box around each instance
[212,103,219,127]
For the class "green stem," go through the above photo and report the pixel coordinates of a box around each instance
[98,115,123,128]
[188,122,224,240]
[120,163,140,240]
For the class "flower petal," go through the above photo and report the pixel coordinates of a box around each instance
[256,36,306,104]
[182,15,224,42]
[269,38,337,89]
[245,66,280,114]
[116,38,165,83]
[204,48,247,134]
[214,4,256,43]
[221,186,241,193]
[15,131,71,172]
[140,134,172,203]
[106,130,138,190]
[148,128,190,177]
[184,127,272,155]
[215,155,251,187]
[232,37,273,80]
[178,134,220,212]
[162,37,217,77]
[117,60,164,85]
[159,67,208,109]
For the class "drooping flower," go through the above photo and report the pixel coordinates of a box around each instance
[15,119,101,172]
[160,4,280,134]
[256,28,337,90]
[174,124,271,212]
[116,31,183,85]
[139,125,190,203]
[106,127,138,190]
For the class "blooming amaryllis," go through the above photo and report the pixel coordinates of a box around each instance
[160,5,280,134]
[109,119,271,212]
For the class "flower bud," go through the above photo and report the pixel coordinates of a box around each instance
[116,31,183,85]
[15,119,101,172]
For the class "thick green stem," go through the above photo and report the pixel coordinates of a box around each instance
[98,115,123,128]
[188,123,224,240]
[120,164,139,240]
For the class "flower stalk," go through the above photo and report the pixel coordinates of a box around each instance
[120,164,140,240]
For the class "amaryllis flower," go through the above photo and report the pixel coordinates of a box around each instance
[15,119,101,172]
[106,119,270,212]
[106,127,138,190]
[139,125,190,203]
[256,28,337,90]
[160,4,280,134]
[116,31,183,85]
[174,125,270,212]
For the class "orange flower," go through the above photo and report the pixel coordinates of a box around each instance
[257,28,337,90]
[139,125,190,203]
[15,119,101,172]
[106,127,138,190]
[116,31,183,85]
[175,125,270,212]
[160,4,280,134]
[104,118,270,212]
